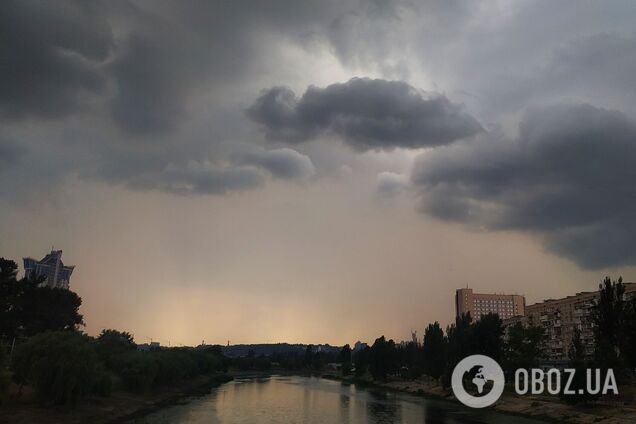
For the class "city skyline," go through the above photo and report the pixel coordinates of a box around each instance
[10,248,633,348]
[2,1,636,346]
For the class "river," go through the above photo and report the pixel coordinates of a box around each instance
[130,375,548,423]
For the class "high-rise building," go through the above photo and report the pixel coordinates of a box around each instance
[514,283,636,362]
[455,288,525,320]
[23,249,75,289]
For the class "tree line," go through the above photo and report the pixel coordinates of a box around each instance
[0,258,227,406]
[2,253,635,407]
[347,277,636,404]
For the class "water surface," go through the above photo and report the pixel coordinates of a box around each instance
[131,375,547,424]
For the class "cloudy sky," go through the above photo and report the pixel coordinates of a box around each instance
[2,0,636,346]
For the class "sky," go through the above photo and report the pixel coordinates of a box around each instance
[2,0,636,346]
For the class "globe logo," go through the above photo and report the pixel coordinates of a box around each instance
[451,355,505,408]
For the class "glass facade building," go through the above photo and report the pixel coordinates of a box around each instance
[23,250,75,289]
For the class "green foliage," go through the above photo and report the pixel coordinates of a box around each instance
[20,283,84,336]
[561,328,595,404]
[339,344,352,364]
[0,257,84,338]
[111,351,158,392]
[0,258,20,337]
[442,313,472,387]
[470,313,504,362]
[9,330,221,402]
[269,351,304,370]
[231,354,272,372]
[339,344,352,376]
[95,329,136,368]
[504,322,544,373]
[91,368,113,397]
[111,348,223,393]
[0,345,9,403]
[623,296,636,371]
[399,341,422,379]
[304,345,314,367]
[11,331,100,405]
[422,322,446,379]
[353,346,370,378]
[594,276,627,371]
[368,336,398,381]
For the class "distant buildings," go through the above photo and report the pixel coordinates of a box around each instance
[353,341,368,352]
[455,288,525,320]
[138,342,161,352]
[23,249,75,289]
[509,283,636,362]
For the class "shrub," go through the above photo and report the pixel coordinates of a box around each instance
[0,346,9,403]
[91,367,113,396]
[110,351,158,392]
[95,329,136,368]
[12,331,101,405]
[110,347,223,392]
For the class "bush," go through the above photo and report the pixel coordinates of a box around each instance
[91,367,113,396]
[110,348,223,393]
[110,351,158,392]
[12,331,102,405]
[0,346,9,403]
[95,329,136,369]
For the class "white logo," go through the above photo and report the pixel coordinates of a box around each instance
[451,354,505,408]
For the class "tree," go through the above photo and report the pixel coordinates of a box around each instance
[354,347,370,378]
[12,331,103,405]
[368,336,397,381]
[0,343,8,403]
[422,322,446,379]
[470,313,504,362]
[594,277,626,371]
[561,328,594,404]
[623,296,636,371]
[0,258,20,337]
[95,329,136,367]
[400,341,422,378]
[19,280,84,336]
[443,313,472,387]
[0,258,84,338]
[339,344,352,375]
[304,345,314,368]
[504,322,544,374]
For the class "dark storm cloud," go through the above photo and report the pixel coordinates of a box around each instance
[105,4,221,135]
[484,33,636,116]
[84,151,265,195]
[247,78,483,151]
[0,138,25,169]
[151,165,265,195]
[412,104,636,269]
[233,148,315,181]
[0,0,333,197]
[0,0,300,134]
[83,144,313,195]
[0,0,112,119]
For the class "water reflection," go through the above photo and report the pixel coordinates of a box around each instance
[366,390,401,423]
[130,375,549,424]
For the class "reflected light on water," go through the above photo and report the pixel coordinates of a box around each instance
[131,376,548,424]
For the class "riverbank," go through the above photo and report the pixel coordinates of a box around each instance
[325,374,636,424]
[0,373,232,424]
[3,370,636,424]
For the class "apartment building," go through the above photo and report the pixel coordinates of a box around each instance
[519,283,636,361]
[455,288,526,320]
